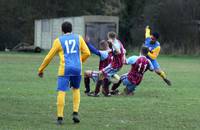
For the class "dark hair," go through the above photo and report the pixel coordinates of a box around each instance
[99,40,107,46]
[152,32,160,39]
[141,46,149,56]
[99,40,108,50]
[107,31,117,39]
[62,21,72,33]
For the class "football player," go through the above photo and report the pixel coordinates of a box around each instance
[99,32,126,81]
[38,21,90,124]
[84,40,112,97]
[144,26,171,86]
[111,46,154,95]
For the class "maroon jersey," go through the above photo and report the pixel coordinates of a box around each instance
[99,52,112,70]
[127,56,149,85]
[111,39,125,69]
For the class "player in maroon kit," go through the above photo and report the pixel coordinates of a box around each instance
[111,46,154,95]
[84,40,113,96]
[99,32,126,81]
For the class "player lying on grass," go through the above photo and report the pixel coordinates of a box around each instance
[38,21,90,125]
[111,46,154,95]
[144,26,171,86]
[84,40,113,97]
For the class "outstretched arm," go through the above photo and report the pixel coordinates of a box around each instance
[86,42,101,56]
[145,25,151,39]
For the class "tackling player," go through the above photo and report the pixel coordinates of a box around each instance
[38,21,90,124]
[84,40,112,97]
[99,32,126,81]
[144,26,171,86]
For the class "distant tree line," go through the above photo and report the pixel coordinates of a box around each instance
[0,0,200,54]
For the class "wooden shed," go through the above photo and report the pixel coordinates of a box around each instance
[34,15,119,49]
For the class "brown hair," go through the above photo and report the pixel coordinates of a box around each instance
[107,31,117,39]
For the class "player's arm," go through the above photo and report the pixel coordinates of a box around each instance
[112,44,120,54]
[99,51,109,61]
[86,41,101,57]
[79,36,91,62]
[38,39,60,76]
[125,56,138,65]
[145,25,151,39]
[110,39,121,55]
[147,46,160,60]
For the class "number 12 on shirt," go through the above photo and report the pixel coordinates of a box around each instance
[65,40,77,54]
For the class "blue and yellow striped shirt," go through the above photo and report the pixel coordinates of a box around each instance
[38,33,90,76]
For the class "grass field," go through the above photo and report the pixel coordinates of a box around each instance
[0,52,200,130]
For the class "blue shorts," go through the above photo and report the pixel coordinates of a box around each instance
[57,76,81,91]
[150,59,160,70]
[102,64,120,79]
[121,74,137,92]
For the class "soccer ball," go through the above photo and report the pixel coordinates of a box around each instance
[110,74,120,84]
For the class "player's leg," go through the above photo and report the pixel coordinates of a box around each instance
[101,64,120,81]
[155,68,171,86]
[99,64,112,80]
[84,70,92,94]
[94,80,102,96]
[152,60,171,86]
[121,75,136,96]
[70,76,82,123]
[110,74,126,95]
[102,78,111,96]
[87,80,102,97]
[110,80,121,95]
[56,76,70,125]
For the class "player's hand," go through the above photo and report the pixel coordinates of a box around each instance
[38,72,43,78]
[85,36,90,43]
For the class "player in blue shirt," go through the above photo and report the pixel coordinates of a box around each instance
[144,26,171,86]
[38,21,90,124]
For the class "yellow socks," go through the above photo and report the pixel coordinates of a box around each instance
[57,91,66,117]
[72,88,80,112]
[159,71,167,79]
[56,89,80,117]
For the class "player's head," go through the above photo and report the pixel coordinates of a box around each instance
[150,32,159,44]
[107,31,117,40]
[99,40,109,50]
[140,46,149,56]
[62,21,72,33]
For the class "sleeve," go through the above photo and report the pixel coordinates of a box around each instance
[79,36,91,62]
[86,41,100,56]
[38,38,60,73]
[145,26,151,39]
[112,39,121,54]
[148,59,154,71]
[145,37,151,46]
[126,56,138,65]
[99,51,109,61]
[147,46,160,60]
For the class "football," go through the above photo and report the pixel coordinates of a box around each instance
[110,74,120,84]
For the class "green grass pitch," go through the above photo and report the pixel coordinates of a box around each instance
[0,52,200,130]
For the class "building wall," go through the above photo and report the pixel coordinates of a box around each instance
[34,16,118,50]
